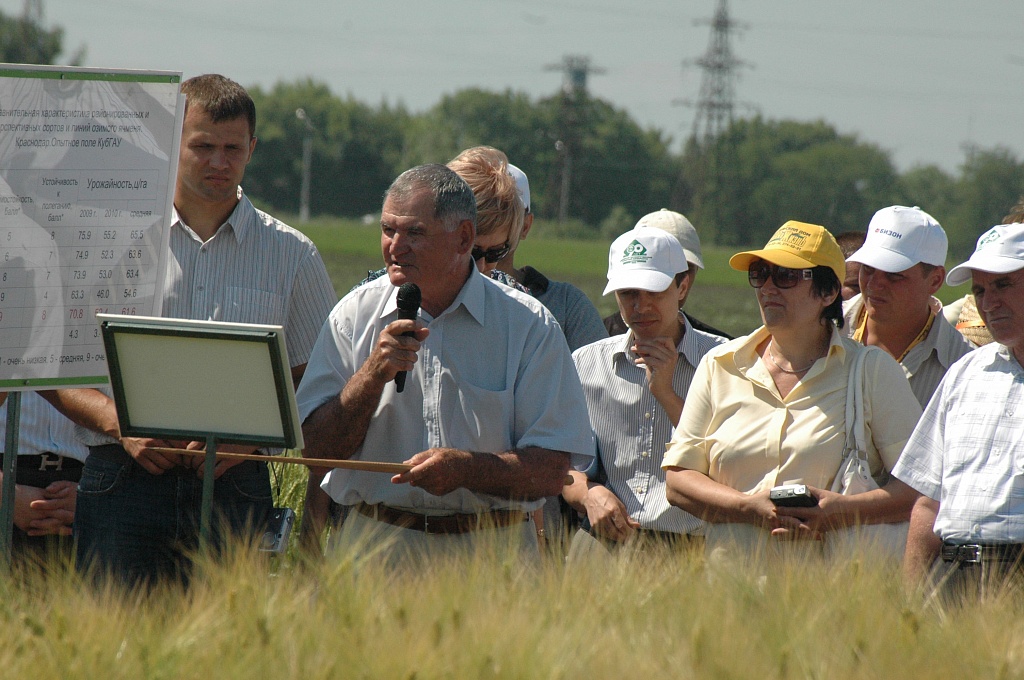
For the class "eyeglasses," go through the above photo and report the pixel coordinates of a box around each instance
[748,262,814,289]
[471,241,512,264]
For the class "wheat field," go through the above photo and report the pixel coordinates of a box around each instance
[4,520,1024,679]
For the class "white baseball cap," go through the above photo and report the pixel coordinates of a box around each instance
[848,205,947,272]
[507,163,530,213]
[633,209,704,270]
[604,227,688,295]
[946,223,1024,286]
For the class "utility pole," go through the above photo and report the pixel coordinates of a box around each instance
[678,0,751,244]
[545,55,605,224]
[689,0,746,145]
[295,108,314,223]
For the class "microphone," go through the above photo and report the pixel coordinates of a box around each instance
[394,282,421,393]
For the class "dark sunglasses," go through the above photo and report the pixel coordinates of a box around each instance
[472,241,512,264]
[748,262,813,289]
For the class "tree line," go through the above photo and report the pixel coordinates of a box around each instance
[246,79,1023,258]
[3,4,1021,257]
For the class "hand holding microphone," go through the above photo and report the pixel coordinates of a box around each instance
[394,282,421,393]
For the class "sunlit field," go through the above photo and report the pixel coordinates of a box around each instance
[6,522,1024,679]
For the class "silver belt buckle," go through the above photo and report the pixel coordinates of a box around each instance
[960,545,982,563]
[38,453,64,472]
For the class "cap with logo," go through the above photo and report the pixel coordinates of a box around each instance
[848,205,947,273]
[633,209,704,270]
[604,227,688,295]
[728,220,845,282]
[946,223,1024,286]
[507,163,530,214]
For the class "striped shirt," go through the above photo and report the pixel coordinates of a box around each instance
[164,191,337,366]
[893,343,1024,544]
[77,190,337,446]
[572,315,726,535]
[1,392,89,462]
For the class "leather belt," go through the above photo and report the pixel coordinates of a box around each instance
[1,453,84,473]
[941,542,1024,564]
[355,502,527,535]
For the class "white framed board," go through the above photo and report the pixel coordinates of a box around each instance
[0,64,183,390]
[98,314,304,450]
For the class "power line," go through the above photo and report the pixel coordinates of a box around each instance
[545,54,606,223]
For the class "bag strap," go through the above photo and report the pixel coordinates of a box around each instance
[846,346,881,459]
[845,346,867,457]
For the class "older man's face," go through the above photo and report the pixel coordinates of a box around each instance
[973,268,1024,360]
[381,187,468,307]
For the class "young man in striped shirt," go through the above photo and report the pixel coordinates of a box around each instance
[43,74,337,586]
[563,227,725,557]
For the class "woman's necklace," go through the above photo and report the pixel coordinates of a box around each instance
[766,341,818,375]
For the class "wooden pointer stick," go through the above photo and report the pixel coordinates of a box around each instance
[151,448,413,474]
[151,447,575,485]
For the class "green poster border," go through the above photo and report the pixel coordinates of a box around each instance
[0,66,178,83]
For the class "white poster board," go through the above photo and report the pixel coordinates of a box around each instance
[0,65,182,390]
[98,315,304,450]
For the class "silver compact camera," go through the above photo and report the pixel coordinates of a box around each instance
[769,484,818,508]
[260,507,295,553]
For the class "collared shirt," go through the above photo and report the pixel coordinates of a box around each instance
[572,314,725,534]
[164,190,336,365]
[77,189,337,446]
[295,270,595,514]
[663,325,921,493]
[842,294,974,407]
[892,343,1024,544]
[1,392,89,462]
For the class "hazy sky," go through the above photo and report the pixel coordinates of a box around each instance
[4,0,1023,173]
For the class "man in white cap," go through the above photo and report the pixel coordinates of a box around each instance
[896,223,1024,599]
[843,205,973,407]
[603,209,731,341]
[562,227,726,557]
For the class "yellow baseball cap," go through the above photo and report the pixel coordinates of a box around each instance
[729,221,845,282]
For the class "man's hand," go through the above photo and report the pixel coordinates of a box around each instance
[14,481,77,536]
[120,436,181,475]
[364,318,429,385]
[632,336,684,425]
[180,441,261,479]
[632,336,679,394]
[391,448,471,496]
[583,485,640,542]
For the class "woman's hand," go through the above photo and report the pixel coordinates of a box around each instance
[771,485,843,539]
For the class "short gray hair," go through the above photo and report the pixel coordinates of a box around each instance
[384,164,477,232]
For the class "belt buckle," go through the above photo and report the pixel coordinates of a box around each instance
[960,545,982,563]
[38,453,64,472]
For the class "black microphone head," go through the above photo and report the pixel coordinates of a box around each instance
[396,282,421,313]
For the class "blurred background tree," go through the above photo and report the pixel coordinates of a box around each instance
[0,1,84,65]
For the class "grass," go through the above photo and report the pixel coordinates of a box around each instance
[6,532,1024,679]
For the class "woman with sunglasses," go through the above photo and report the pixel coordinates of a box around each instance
[662,221,922,563]
[447,146,525,277]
